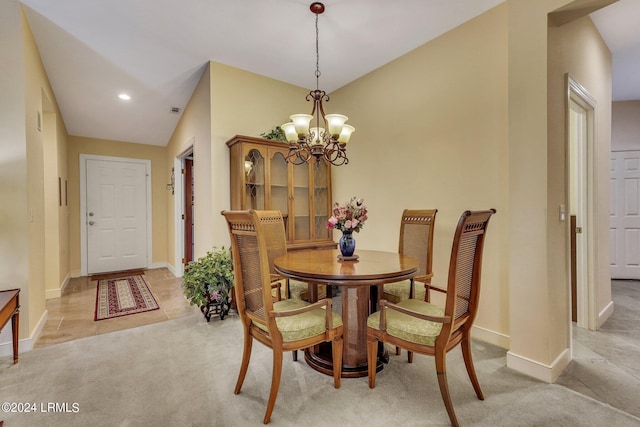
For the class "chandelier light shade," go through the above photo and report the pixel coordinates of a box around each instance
[282,2,355,166]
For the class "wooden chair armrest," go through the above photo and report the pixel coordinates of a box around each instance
[270,282,282,301]
[378,299,451,328]
[427,285,447,294]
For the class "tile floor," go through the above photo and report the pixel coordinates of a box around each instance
[35,268,198,348]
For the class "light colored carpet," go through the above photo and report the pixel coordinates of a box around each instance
[1,313,638,426]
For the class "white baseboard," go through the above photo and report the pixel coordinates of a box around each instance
[70,269,82,279]
[166,263,178,277]
[0,309,48,358]
[598,300,614,329]
[506,347,571,383]
[45,274,71,300]
[148,261,169,270]
[471,324,510,349]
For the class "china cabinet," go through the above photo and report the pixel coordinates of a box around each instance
[226,135,336,251]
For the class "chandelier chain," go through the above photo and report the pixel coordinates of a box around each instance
[315,13,321,86]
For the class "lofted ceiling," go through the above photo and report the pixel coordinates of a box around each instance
[20,0,640,147]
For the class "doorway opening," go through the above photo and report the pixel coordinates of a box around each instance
[172,145,194,277]
[566,75,597,331]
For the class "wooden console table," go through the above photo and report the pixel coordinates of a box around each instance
[0,289,20,364]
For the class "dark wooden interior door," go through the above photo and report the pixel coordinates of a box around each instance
[570,215,577,323]
[184,158,194,265]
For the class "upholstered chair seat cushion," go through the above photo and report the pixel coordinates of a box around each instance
[382,280,426,303]
[367,299,444,346]
[287,280,327,301]
[254,298,343,342]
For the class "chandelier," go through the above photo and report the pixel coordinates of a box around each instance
[281,2,355,166]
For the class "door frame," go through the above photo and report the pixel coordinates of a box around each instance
[172,143,194,277]
[565,74,597,331]
[79,154,152,276]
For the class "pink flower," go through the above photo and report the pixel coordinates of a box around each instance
[327,197,368,233]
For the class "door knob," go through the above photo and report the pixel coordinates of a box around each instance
[89,221,95,225]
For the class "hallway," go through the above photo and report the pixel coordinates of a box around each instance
[35,268,197,348]
[557,280,640,418]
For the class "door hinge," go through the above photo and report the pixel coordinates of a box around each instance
[182,258,187,265]
[576,226,583,234]
[182,168,186,174]
[181,214,185,220]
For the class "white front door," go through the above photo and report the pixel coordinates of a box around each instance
[610,150,640,279]
[85,158,149,274]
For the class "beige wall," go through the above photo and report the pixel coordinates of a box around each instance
[505,0,613,381]
[0,5,70,349]
[330,0,612,382]
[331,5,510,347]
[0,2,30,346]
[548,15,613,331]
[165,64,212,267]
[67,136,168,276]
[164,61,309,272]
[612,101,640,150]
[209,62,309,246]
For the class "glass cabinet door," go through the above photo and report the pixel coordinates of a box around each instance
[292,162,310,241]
[244,149,265,210]
[269,150,289,233]
[314,160,330,240]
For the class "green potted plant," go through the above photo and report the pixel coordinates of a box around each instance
[182,247,234,321]
[260,126,287,142]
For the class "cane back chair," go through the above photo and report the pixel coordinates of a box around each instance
[221,209,344,424]
[382,209,437,359]
[367,209,496,427]
[383,209,438,303]
[256,209,289,302]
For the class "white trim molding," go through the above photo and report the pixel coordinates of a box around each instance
[506,347,571,383]
[598,300,614,329]
[471,325,510,349]
[0,309,48,358]
[45,273,71,300]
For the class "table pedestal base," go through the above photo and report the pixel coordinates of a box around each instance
[304,344,383,378]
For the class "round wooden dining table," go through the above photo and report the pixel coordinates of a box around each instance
[274,249,418,378]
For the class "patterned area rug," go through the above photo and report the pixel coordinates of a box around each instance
[94,275,159,321]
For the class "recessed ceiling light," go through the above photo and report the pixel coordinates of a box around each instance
[118,93,131,100]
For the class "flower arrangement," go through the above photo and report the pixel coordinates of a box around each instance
[327,197,368,233]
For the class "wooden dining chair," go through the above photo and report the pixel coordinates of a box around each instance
[383,209,438,303]
[367,209,496,427]
[255,209,289,302]
[382,209,437,359]
[221,209,344,425]
[255,210,323,303]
